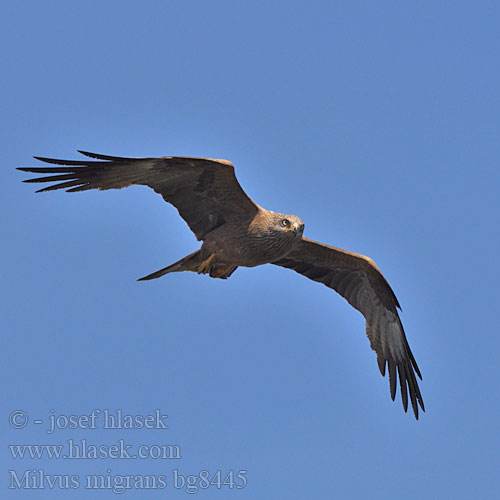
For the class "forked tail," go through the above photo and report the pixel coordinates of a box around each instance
[137,250,203,281]
[138,250,238,281]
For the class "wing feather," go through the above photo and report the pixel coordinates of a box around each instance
[273,237,424,419]
[18,151,258,240]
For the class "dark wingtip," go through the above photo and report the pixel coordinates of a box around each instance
[377,356,386,376]
[77,150,128,161]
[77,150,99,158]
[418,396,425,413]
[33,156,55,162]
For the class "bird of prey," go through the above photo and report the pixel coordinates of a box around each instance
[18,150,424,418]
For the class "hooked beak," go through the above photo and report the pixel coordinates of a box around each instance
[283,222,304,237]
[292,222,304,236]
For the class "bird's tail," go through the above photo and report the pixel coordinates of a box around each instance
[137,250,203,281]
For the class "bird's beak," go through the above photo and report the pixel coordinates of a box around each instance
[284,222,303,236]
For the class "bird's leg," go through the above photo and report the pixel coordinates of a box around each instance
[197,253,216,274]
[209,264,238,279]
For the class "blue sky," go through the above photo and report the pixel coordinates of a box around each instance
[2,1,500,498]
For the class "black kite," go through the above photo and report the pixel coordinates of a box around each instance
[18,151,424,419]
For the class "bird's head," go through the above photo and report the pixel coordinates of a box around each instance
[271,213,305,239]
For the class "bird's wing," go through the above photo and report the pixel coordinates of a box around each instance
[18,151,259,240]
[273,236,424,419]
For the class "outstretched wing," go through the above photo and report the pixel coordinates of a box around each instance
[18,151,259,240]
[273,237,424,419]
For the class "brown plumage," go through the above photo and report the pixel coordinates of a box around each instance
[18,150,424,418]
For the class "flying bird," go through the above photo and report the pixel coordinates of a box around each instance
[18,150,424,418]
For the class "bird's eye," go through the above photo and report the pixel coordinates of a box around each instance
[281,219,290,227]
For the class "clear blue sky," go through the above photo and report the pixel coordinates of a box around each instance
[2,1,499,498]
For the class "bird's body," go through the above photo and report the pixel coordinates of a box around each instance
[209,211,304,266]
[140,210,304,280]
[19,150,424,419]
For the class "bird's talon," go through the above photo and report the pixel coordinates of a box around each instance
[197,253,216,274]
